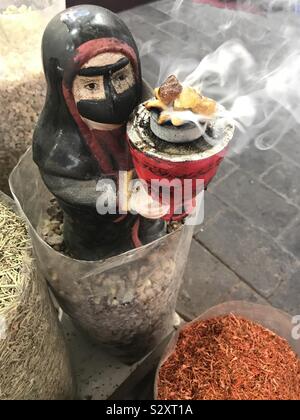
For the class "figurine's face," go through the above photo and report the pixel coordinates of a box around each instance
[73,52,137,129]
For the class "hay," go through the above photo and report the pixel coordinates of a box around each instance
[0,197,74,400]
[0,201,29,313]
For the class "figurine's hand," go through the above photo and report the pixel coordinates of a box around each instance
[128,183,169,219]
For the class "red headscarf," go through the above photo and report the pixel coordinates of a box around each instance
[62,37,140,176]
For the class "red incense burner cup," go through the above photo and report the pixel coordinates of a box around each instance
[127,106,234,221]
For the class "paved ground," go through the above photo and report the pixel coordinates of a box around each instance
[119,0,300,318]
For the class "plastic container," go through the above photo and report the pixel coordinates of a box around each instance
[0,0,65,194]
[154,301,300,399]
[9,149,195,363]
[0,191,74,400]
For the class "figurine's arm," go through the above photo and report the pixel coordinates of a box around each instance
[42,173,100,207]
[43,172,166,218]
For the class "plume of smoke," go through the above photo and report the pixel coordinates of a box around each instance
[171,0,186,14]
[139,0,300,152]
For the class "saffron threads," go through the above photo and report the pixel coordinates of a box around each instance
[157,314,300,400]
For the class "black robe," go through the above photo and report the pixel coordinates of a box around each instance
[33,5,165,260]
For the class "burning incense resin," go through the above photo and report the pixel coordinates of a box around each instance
[157,75,182,106]
[130,74,233,150]
[145,75,217,127]
[157,314,300,400]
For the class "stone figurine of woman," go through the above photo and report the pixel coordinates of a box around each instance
[33,5,166,260]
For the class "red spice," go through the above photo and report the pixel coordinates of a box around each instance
[157,314,300,400]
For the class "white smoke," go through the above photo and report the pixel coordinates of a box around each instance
[139,0,300,152]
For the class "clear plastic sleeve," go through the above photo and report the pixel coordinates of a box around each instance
[10,149,195,363]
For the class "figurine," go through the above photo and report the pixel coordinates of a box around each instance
[33,5,165,260]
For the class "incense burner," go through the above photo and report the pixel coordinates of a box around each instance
[127,103,235,221]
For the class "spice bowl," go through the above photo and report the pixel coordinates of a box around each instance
[155,301,300,400]
[196,301,300,353]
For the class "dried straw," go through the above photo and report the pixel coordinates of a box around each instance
[0,199,74,400]
[0,202,30,313]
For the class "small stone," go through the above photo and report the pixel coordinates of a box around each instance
[47,206,59,218]
[122,291,135,304]
[46,233,63,247]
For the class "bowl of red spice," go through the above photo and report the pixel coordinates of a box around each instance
[155,301,300,400]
